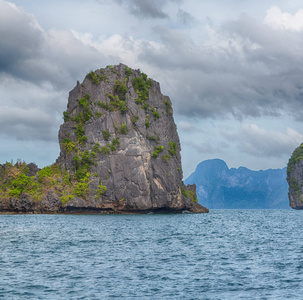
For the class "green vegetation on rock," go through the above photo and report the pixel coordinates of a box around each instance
[132,75,152,105]
[162,154,171,163]
[114,80,127,101]
[164,99,172,115]
[287,143,303,177]
[73,150,96,180]
[78,94,92,123]
[63,111,70,122]
[147,135,159,142]
[125,66,132,81]
[181,187,198,203]
[119,123,127,134]
[132,115,139,124]
[152,146,164,158]
[287,143,303,195]
[87,70,106,84]
[98,93,128,113]
[61,138,75,154]
[168,142,177,156]
[145,116,150,129]
[102,130,111,141]
[0,162,65,202]
[98,181,107,195]
[152,107,160,120]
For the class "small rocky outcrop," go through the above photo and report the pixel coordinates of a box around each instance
[0,64,208,214]
[287,143,303,209]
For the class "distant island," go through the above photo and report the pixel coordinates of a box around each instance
[287,143,303,209]
[0,64,208,214]
[185,159,289,209]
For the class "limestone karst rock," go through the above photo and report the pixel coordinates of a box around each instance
[57,64,208,213]
[287,143,303,209]
[0,64,208,214]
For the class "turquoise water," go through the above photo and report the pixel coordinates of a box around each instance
[0,210,303,299]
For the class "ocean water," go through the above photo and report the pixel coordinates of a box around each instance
[0,210,303,299]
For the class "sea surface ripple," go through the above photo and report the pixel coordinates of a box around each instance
[0,210,303,299]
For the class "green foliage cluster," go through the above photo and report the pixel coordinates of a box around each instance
[162,154,171,163]
[0,157,109,205]
[67,93,92,146]
[63,93,92,127]
[164,99,173,115]
[287,143,303,193]
[119,123,127,134]
[98,93,127,114]
[142,103,149,111]
[74,175,90,198]
[145,116,150,129]
[79,135,87,145]
[132,115,139,124]
[287,143,303,177]
[78,94,92,123]
[132,76,152,105]
[168,142,177,156]
[102,146,110,154]
[102,130,111,141]
[10,173,38,198]
[97,100,112,111]
[61,138,75,154]
[152,146,164,158]
[151,107,160,120]
[95,111,103,118]
[97,181,107,195]
[87,70,106,84]
[75,125,87,145]
[114,80,127,101]
[125,66,132,81]
[105,137,120,153]
[108,143,116,152]
[147,135,159,142]
[181,187,198,203]
[92,143,102,154]
[72,150,96,180]
[112,137,120,148]
[63,111,70,122]
[91,137,119,156]
[0,162,63,201]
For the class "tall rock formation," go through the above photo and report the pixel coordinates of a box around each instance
[287,143,303,209]
[185,159,289,209]
[0,64,208,213]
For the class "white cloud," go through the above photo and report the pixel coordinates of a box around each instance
[265,6,303,31]
[178,121,199,132]
[222,123,303,157]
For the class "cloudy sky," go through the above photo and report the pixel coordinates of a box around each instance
[1,0,303,178]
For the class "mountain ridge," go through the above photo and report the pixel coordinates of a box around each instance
[185,158,289,209]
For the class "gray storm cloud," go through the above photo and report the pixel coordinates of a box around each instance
[114,0,183,19]
[0,0,107,141]
[134,14,303,121]
[1,0,303,155]
[221,124,303,158]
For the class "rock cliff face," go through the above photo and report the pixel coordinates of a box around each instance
[0,64,208,214]
[287,143,303,209]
